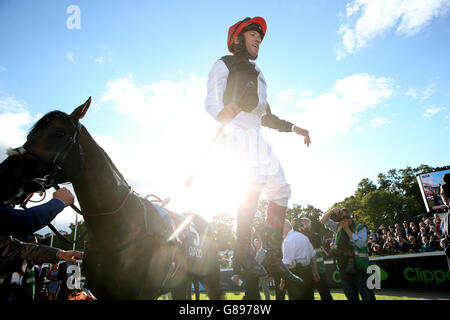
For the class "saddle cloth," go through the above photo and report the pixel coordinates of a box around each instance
[146,199,208,276]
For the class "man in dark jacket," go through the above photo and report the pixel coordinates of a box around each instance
[0,235,82,264]
[0,187,82,299]
[0,188,74,236]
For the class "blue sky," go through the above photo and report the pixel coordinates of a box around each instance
[1,0,450,232]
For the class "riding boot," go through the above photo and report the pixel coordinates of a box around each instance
[233,193,267,278]
[262,201,304,283]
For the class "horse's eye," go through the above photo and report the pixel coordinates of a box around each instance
[56,130,66,137]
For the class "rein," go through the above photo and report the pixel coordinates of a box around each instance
[84,189,156,251]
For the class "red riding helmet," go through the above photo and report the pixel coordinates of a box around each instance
[227,17,267,54]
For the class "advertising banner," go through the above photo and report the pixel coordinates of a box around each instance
[324,251,449,291]
[220,252,449,292]
[417,169,450,212]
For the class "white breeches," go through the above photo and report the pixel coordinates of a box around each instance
[218,124,291,207]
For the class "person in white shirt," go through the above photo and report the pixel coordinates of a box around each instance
[205,16,310,283]
[281,220,320,300]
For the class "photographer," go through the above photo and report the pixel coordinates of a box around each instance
[320,208,375,300]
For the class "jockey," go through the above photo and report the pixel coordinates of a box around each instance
[205,17,311,282]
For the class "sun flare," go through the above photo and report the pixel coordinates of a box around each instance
[173,147,250,222]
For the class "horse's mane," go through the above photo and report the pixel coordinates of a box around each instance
[98,146,130,188]
[28,111,69,138]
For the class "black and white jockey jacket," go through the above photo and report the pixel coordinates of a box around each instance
[205,54,294,132]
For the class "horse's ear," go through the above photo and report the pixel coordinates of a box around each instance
[71,97,91,122]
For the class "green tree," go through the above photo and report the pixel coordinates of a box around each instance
[38,230,72,251]
[355,178,377,199]
[332,164,450,230]
[68,220,88,251]
[211,213,235,251]
[286,204,332,238]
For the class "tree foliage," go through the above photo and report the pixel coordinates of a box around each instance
[211,213,235,251]
[38,220,87,251]
[334,164,449,230]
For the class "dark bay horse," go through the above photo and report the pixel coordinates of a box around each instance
[0,97,222,299]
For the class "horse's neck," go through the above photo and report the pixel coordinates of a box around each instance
[73,128,130,215]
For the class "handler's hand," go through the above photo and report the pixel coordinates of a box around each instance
[217,103,241,122]
[53,187,75,206]
[57,250,84,264]
[293,126,311,147]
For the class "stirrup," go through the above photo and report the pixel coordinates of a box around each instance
[279,262,304,283]
[234,251,267,278]
[263,255,304,283]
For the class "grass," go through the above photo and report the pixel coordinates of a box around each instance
[158,290,429,300]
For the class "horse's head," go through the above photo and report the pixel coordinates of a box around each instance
[0,97,91,207]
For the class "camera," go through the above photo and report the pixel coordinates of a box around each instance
[330,208,353,222]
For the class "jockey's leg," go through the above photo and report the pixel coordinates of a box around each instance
[262,171,304,283]
[234,189,267,277]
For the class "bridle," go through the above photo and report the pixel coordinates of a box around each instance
[30,118,84,192]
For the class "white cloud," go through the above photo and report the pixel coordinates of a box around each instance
[66,52,75,63]
[94,50,112,64]
[0,93,27,113]
[421,83,437,101]
[407,83,437,103]
[423,106,443,118]
[0,94,34,161]
[0,66,6,72]
[368,117,391,128]
[95,56,105,64]
[337,0,450,59]
[277,89,313,102]
[406,88,418,99]
[276,88,297,102]
[253,74,395,212]
[299,90,313,98]
[290,73,393,141]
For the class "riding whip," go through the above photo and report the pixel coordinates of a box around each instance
[185,81,255,187]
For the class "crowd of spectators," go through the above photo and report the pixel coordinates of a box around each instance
[217,214,446,270]
[367,214,446,256]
